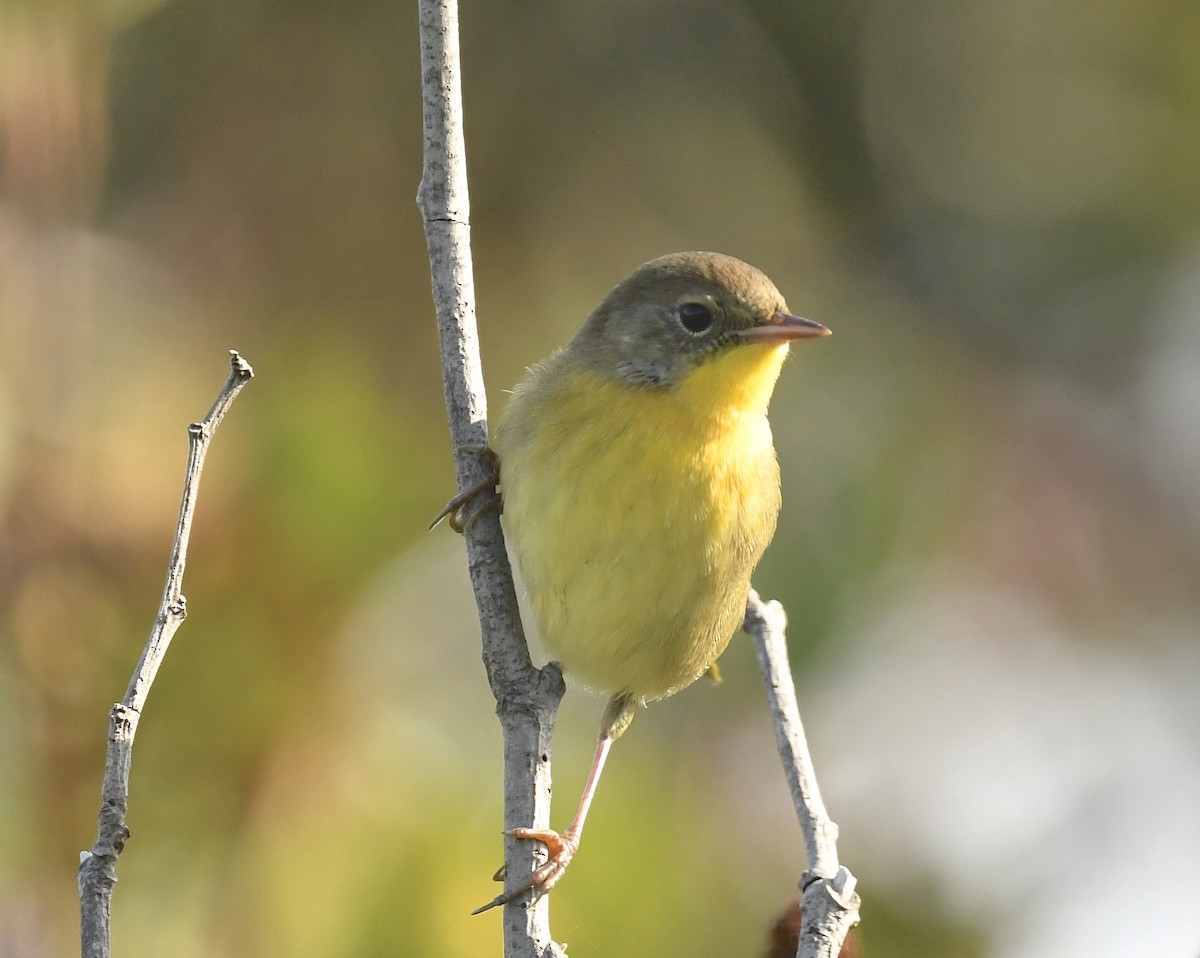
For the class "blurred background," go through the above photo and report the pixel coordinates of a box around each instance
[2,0,1199,955]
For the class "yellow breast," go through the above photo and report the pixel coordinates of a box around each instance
[494,343,788,701]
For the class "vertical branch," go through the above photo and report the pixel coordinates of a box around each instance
[745,589,861,958]
[78,350,254,958]
[415,2,565,956]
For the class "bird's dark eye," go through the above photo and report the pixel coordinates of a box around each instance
[678,302,714,334]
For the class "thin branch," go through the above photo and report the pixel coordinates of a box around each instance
[78,350,254,958]
[745,589,861,958]
[415,2,565,956]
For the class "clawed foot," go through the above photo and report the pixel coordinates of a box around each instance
[471,828,579,915]
[429,447,501,533]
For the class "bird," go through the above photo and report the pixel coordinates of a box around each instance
[463,250,829,912]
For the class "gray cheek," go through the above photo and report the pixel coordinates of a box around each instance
[614,357,677,388]
[608,309,686,387]
[615,327,642,349]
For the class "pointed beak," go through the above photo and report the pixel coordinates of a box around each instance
[738,311,831,345]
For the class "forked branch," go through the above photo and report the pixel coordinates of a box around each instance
[745,589,861,957]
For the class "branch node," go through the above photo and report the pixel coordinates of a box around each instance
[228,349,254,379]
[537,661,565,698]
[830,866,858,901]
[110,702,139,726]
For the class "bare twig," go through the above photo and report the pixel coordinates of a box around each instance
[77,350,254,958]
[745,589,861,958]
[415,2,565,956]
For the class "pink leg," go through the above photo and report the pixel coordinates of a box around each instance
[472,732,614,914]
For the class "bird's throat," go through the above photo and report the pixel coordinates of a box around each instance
[674,342,790,423]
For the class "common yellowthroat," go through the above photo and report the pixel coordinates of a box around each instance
[468,251,828,911]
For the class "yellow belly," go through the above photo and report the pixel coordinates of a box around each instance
[494,345,786,701]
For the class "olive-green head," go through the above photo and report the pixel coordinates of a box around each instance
[566,251,828,388]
